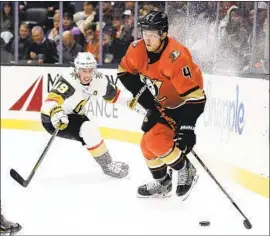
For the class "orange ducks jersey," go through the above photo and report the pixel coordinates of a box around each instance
[119,36,205,110]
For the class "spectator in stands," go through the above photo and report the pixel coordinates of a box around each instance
[112,15,124,38]
[54,2,76,16]
[5,22,33,61]
[0,37,13,63]
[218,6,249,71]
[28,26,58,64]
[139,2,159,16]
[84,22,99,61]
[219,1,237,19]
[246,4,267,37]
[102,24,128,64]
[63,12,84,46]
[120,10,134,44]
[62,31,83,64]
[46,13,60,44]
[125,1,135,11]
[102,2,113,25]
[245,8,256,35]
[111,2,125,18]
[73,1,97,35]
[245,3,269,73]
[219,4,238,37]
[1,2,14,33]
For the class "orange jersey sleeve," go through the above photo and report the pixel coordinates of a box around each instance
[119,40,144,74]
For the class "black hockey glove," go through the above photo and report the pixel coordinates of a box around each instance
[174,124,196,155]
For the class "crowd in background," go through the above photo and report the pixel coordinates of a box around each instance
[0,1,269,76]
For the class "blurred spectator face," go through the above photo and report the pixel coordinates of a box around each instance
[53,13,60,29]
[123,10,133,25]
[103,2,111,10]
[63,16,72,28]
[249,9,254,22]
[85,29,96,41]
[63,32,75,49]
[125,1,134,10]
[142,30,162,52]
[32,29,44,44]
[124,15,130,24]
[103,25,117,42]
[231,11,242,24]
[143,3,155,14]
[123,15,130,24]
[104,32,112,43]
[84,3,94,14]
[3,3,11,15]
[128,15,134,25]
[112,17,121,29]
[19,24,30,39]
[258,9,267,25]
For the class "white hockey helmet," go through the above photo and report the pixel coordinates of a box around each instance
[74,52,97,73]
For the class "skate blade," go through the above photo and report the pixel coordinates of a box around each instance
[0,224,22,235]
[137,191,172,198]
[106,174,130,180]
[179,174,199,201]
[105,170,130,179]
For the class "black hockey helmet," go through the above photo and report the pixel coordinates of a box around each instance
[139,11,168,35]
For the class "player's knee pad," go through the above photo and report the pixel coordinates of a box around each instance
[140,135,154,158]
[79,121,102,148]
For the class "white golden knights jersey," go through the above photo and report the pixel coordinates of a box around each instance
[41,68,120,122]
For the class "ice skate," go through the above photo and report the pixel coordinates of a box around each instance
[137,169,172,198]
[176,159,199,200]
[0,207,21,235]
[94,151,129,179]
[102,161,129,179]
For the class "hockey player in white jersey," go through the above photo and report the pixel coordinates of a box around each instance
[41,52,129,178]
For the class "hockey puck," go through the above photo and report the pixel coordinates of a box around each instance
[199,221,210,227]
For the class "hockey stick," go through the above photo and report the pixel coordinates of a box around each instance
[190,150,252,229]
[10,127,60,187]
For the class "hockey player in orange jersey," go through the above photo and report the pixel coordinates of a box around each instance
[118,11,206,199]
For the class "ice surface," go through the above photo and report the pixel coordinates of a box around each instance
[1,129,269,235]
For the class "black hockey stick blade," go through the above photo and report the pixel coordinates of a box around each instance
[10,169,28,187]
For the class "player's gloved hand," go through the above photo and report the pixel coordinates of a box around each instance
[50,106,69,130]
[174,124,196,155]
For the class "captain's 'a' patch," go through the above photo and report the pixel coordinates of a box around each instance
[169,50,181,62]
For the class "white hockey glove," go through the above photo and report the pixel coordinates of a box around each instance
[50,106,69,130]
